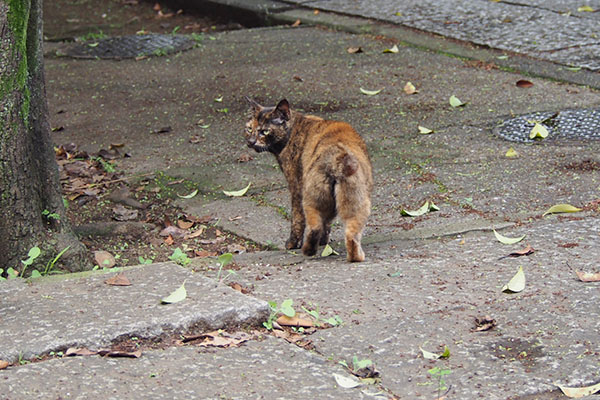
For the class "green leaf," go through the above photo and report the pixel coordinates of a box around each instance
[29,247,41,259]
[280,299,295,317]
[493,229,525,245]
[418,126,433,134]
[420,347,441,360]
[449,95,466,108]
[429,202,440,212]
[556,381,600,398]
[383,45,399,53]
[505,147,518,158]
[440,345,450,359]
[223,182,251,197]
[352,356,372,370]
[497,55,509,60]
[161,281,187,304]
[360,87,383,96]
[542,203,582,216]
[30,270,42,278]
[198,124,211,129]
[177,189,198,199]
[529,123,549,139]
[218,253,233,267]
[321,244,339,257]
[214,96,223,102]
[502,266,525,293]
[401,201,430,217]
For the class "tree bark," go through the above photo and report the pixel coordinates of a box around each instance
[0,0,89,273]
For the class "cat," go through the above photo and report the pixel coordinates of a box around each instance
[244,97,373,262]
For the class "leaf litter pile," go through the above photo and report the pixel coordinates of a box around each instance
[57,143,263,270]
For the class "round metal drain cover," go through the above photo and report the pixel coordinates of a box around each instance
[62,34,195,59]
[494,108,600,142]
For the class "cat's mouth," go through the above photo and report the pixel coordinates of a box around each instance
[248,142,269,153]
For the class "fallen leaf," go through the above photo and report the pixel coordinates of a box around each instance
[161,281,187,304]
[493,229,525,244]
[94,251,116,268]
[473,316,497,332]
[152,126,172,134]
[404,81,418,95]
[321,244,339,257]
[360,87,383,96]
[227,243,246,253]
[420,347,441,360]
[418,126,433,134]
[177,220,194,230]
[313,9,319,15]
[347,46,363,54]
[291,19,301,27]
[105,273,131,286]
[177,189,198,199]
[98,349,142,358]
[223,182,251,197]
[449,95,466,107]
[401,201,437,216]
[65,347,98,357]
[575,271,600,282]
[556,381,600,398]
[505,147,518,158]
[183,331,253,348]
[194,250,217,257]
[333,373,363,389]
[276,314,314,328]
[383,44,399,53]
[184,226,205,240]
[164,235,174,245]
[516,80,534,88]
[160,225,188,238]
[577,5,595,12]
[543,203,582,216]
[501,244,535,259]
[529,123,549,139]
[0,360,9,370]
[502,266,525,293]
[237,153,253,162]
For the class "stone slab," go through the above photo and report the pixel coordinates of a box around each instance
[0,263,268,363]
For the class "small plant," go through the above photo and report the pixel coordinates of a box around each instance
[428,366,452,398]
[94,157,116,173]
[339,356,373,373]
[138,256,154,265]
[171,26,181,35]
[20,246,41,277]
[79,30,107,42]
[215,253,235,282]
[0,267,19,281]
[42,209,61,221]
[190,32,204,44]
[302,304,343,327]
[169,248,190,266]
[263,299,295,330]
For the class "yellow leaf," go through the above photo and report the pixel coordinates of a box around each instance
[161,281,187,304]
[404,81,418,94]
[577,5,595,12]
[505,147,518,158]
[493,229,525,245]
[223,182,251,197]
[383,44,399,53]
[418,126,433,134]
[360,87,383,96]
[542,203,582,216]
[529,123,548,139]
[449,95,466,107]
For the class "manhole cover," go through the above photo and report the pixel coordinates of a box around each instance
[61,34,195,59]
[494,108,600,142]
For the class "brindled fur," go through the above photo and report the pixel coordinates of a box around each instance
[244,98,373,262]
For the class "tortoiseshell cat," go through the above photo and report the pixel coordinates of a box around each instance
[244,98,373,262]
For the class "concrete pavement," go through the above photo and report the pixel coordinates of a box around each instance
[2,1,600,399]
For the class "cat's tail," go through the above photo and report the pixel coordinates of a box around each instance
[334,150,359,178]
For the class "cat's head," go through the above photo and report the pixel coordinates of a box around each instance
[244,97,291,154]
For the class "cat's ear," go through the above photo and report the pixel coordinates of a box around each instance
[245,96,262,113]
[275,99,290,121]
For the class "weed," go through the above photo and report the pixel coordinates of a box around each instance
[302,304,343,327]
[190,32,204,44]
[339,356,373,373]
[0,267,18,281]
[215,253,235,282]
[94,157,116,173]
[169,248,190,266]
[79,30,107,42]
[42,209,60,221]
[138,256,154,265]
[263,299,295,330]
[428,366,452,398]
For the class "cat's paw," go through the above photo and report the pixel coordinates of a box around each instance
[285,236,302,249]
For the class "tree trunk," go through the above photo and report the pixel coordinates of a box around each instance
[0,0,89,273]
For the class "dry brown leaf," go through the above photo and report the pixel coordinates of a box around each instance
[403,81,418,94]
[313,9,319,15]
[0,360,9,370]
[509,244,535,257]
[194,250,217,257]
[292,75,304,82]
[472,316,497,332]
[94,251,116,268]
[291,19,301,27]
[152,2,161,11]
[236,153,253,163]
[65,347,98,357]
[160,225,187,238]
[516,79,534,88]
[185,331,252,348]
[276,315,314,328]
[164,235,174,245]
[177,220,194,230]
[347,46,363,54]
[105,273,132,286]
[576,271,600,282]
[184,226,205,240]
[98,349,142,358]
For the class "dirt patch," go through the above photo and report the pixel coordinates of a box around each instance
[563,159,600,172]
[43,0,245,41]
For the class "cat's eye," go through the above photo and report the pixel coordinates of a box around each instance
[259,129,270,136]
